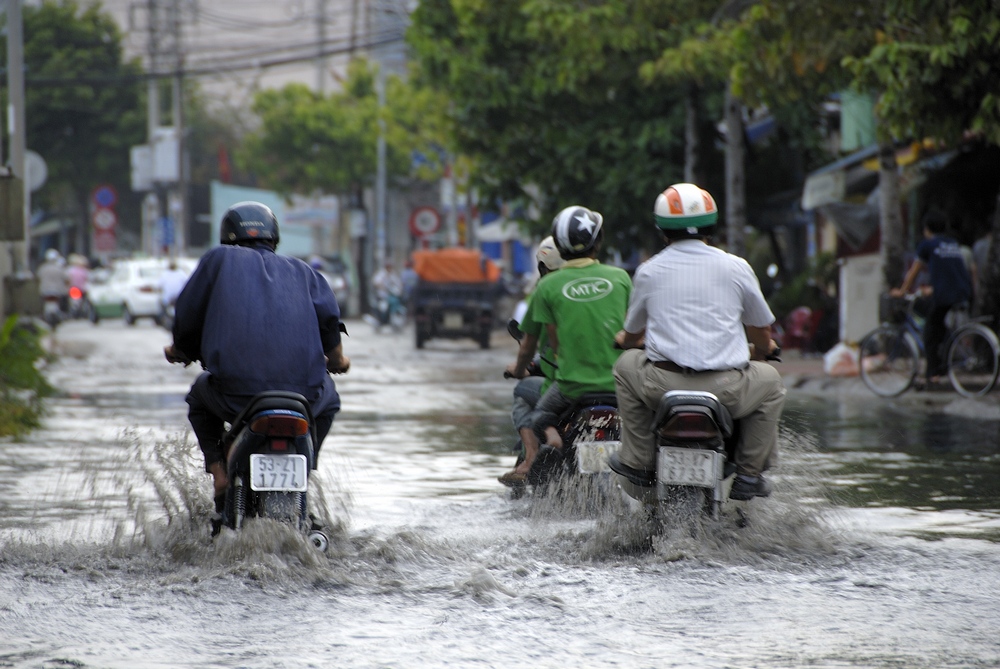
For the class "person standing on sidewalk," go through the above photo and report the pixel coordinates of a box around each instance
[612,183,785,502]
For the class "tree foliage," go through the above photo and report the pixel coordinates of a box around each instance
[239,59,452,199]
[408,0,710,252]
[845,0,1000,146]
[2,0,145,227]
[0,316,54,437]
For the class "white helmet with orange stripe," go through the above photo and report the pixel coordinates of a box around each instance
[653,183,718,234]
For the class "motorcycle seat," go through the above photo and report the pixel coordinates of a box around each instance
[228,391,313,436]
[652,390,733,438]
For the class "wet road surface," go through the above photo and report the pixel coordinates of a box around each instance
[1,319,998,668]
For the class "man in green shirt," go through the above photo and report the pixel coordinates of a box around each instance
[505,205,632,472]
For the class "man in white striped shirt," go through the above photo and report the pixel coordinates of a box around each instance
[612,183,786,502]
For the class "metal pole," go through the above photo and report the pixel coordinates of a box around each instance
[146,0,161,255]
[375,62,386,267]
[316,0,327,94]
[171,0,186,255]
[6,0,28,270]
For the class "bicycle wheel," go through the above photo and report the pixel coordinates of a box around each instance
[859,326,920,397]
[947,323,1000,398]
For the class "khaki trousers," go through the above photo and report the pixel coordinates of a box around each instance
[613,349,786,477]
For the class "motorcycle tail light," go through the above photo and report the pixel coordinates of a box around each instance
[250,414,309,437]
[69,286,83,300]
[658,413,719,440]
[139,285,156,293]
[269,439,288,451]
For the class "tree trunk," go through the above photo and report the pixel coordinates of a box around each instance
[684,84,700,184]
[877,140,904,291]
[724,88,746,258]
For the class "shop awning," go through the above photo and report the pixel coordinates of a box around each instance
[801,144,879,210]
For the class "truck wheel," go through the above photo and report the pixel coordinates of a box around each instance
[479,327,491,349]
[416,327,427,349]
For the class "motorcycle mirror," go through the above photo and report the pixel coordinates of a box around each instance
[506,318,524,341]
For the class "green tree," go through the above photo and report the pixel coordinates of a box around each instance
[239,59,452,198]
[845,1,1000,147]
[409,0,708,254]
[1,0,146,255]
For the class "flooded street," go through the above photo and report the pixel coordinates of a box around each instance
[2,319,999,668]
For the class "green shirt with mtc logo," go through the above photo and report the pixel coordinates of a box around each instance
[520,260,632,398]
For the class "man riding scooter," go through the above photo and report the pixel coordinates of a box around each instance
[505,205,632,477]
[611,183,785,504]
[164,201,350,506]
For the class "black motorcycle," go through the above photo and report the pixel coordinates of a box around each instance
[504,320,622,495]
[608,351,779,523]
[213,390,330,551]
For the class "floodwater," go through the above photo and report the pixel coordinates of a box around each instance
[1,320,999,669]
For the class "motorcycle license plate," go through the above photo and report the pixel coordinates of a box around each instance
[575,440,620,475]
[657,447,721,489]
[249,454,308,492]
[443,312,463,329]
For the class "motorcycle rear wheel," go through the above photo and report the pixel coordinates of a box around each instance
[259,491,306,525]
[657,486,710,524]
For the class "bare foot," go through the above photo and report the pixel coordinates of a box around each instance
[208,461,228,496]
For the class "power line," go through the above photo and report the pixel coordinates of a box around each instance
[24,32,406,87]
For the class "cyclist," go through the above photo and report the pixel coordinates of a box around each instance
[890,210,972,386]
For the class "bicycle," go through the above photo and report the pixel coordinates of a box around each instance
[858,294,1000,398]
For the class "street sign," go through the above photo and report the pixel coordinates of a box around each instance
[92,184,118,209]
[409,206,441,237]
[159,216,175,248]
[25,150,47,192]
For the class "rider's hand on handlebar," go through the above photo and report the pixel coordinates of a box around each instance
[326,354,351,374]
[164,344,192,366]
[505,362,526,379]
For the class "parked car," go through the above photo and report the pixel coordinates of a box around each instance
[89,257,198,325]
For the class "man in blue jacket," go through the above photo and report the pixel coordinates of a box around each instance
[164,201,350,498]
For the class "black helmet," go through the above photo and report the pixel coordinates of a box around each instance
[220,201,280,246]
[551,205,603,256]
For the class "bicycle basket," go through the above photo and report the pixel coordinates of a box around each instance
[880,294,908,324]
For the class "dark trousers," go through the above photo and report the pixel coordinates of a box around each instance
[185,372,339,470]
[924,305,951,380]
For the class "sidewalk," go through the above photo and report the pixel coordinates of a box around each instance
[776,347,1000,413]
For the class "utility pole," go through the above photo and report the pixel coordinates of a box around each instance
[145,0,162,255]
[6,0,28,271]
[170,0,186,255]
[316,0,327,94]
[375,63,386,267]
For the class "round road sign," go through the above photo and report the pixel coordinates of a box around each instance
[409,206,441,237]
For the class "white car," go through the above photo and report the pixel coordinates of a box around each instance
[90,257,198,325]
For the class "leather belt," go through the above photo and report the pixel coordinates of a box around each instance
[653,360,697,374]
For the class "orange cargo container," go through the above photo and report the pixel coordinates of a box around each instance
[411,248,501,284]
[410,248,503,349]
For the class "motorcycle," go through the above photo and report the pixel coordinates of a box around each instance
[503,319,622,495]
[378,293,406,332]
[67,286,94,322]
[42,295,64,329]
[212,390,330,551]
[607,350,780,524]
